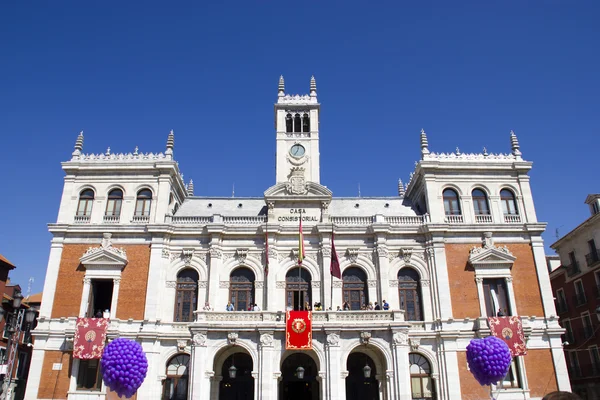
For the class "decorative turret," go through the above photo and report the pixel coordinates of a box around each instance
[420,129,430,158]
[187,179,194,196]
[72,131,84,158]
[398,179,405,198]
[278,75,285,97]
[510,130,522,159]
[166,130,174,159]
[310,76,317,97]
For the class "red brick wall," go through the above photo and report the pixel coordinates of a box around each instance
[445,243,544,319]
[37,351,71,399]
[525,349,558,397]
[51,244,151,320]
[457,351,489,399]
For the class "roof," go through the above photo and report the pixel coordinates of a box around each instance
[0,254,16,269]
[24,292,42,304]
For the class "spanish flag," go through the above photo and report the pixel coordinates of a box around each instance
[298,215,305,265]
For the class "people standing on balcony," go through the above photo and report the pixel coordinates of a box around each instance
[343,301,350,311]
[383,300,389,310]
[253,303,261,311]
[226,301,234,311]
[497,308,506,317]
[336,306,342,311]
[367,302,374,310]
[374,302,381,310]
[203,302,212,311]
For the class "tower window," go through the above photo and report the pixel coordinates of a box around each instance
[286,113,293,133]
[105,189,123,217]
[442,189,461,216]
[472,189,490,215]
[135,189,153,216]
[77,189,95,216]
[294,114,301,133]
[500,189,518,215]
[302,113,310,132]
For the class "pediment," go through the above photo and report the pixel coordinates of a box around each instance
[264,181,333,200]
[80,246,128,269]
[469,247,516,268]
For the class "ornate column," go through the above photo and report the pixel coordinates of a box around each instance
[475,277,486,317]
[79,277,92,317]
[376,244,390,305]
[326,331,344,400]
[252,372,260,400]
[385,370,394,400]
[254,281,265,310]
[207,245,223,309]
[320,243,333,310]
[392,330,410,400]
[144,239,167,320]
[110,277,121,317]
[259,331,276,399]
[190,332,211,400]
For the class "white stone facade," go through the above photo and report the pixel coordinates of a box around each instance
[25,78,568,400]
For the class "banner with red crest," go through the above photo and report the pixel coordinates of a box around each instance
[286,311,312,350]
[488,316,527,357]
[74,318,110,359]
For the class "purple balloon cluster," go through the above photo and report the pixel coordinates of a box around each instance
[466,336,512,386]
[101,338,148,398]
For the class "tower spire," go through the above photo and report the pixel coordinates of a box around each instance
[166,129,174,159]
[310,75,317,97]
[72,131,84,159]
[420,129,430,158]
[510,130,522,159]
[398,179,405,197]
[278,75,285,97]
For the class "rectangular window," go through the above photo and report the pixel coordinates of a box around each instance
[593,201,600,215]
[595,271,600,299]
[582,313,594,340]
[86,280,114,318]
[574,280,586,306]
[482,278,510,317]
[76,359,102,391]
[556,289,568,313]
[563,320,575,344]
[587,239,599,266]
[568,351,581,378]
[589,346,600,374]
[499,359,522,388]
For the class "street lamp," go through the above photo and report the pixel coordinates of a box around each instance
[228,353,237,379]
[296,366,305,380]
[363,363,372,379]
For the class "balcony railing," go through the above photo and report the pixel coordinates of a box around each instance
[573,293,587,307]
[331,216,375,225]
[223,216,267,225]
[171,216,212,224]
[103,215,120,224]
[444,215,464,224]
[475,214,493,223]
[73,215,91,224]
[194,310,405,324]
[566,262,581,277]
[131,215,150,223]
[503,214,522,223]
[585,250,600,267]
[384,215,429,225]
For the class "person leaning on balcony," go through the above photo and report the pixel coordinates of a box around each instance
[382,300,389,310]
[542,392,581,400]
[343,301,350,311]
[226,301,234,311]
[374,302,381,310]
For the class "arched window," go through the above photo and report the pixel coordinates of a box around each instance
[174,269,198,322]
[105,189,123,217]
[398,268,422,321]
[302,113,310,132]
[135,189,153,217]
[286,267,311,311]
[500,189,518,215]
[77,189,94,216]
[294,114,301,133]
[229,268,255,311]
[442,189,461,216]
[285,113,293,133]
[342,267,368,310]
[409,353,435,399]
[162,354,189,400]
[472,189,490,215]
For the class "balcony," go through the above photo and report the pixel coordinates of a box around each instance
[566,262,581,277]
[503,214,522,223]
[73,215,90,224]
[475,214,493,224]
[585,250,600,267]
[103,215,120,224]
[131,215,150,223]
[444,215,464,224]
[573,293,587,307]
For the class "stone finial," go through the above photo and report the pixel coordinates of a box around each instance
[166,129,174,158]
[398,179,405,197]
[187,179,194,196]
[105,147,111,156]
[420,129,430,158]
[134,146,139,155]
[510,130,522,158]
[310,75,317,97]
[72,131,84,158]
[278,75,285,97]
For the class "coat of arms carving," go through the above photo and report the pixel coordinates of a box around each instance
[286,167,308,195]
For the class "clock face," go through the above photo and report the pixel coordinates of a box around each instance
[290,144,306,158]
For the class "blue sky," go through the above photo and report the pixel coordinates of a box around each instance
[1,1,599,294]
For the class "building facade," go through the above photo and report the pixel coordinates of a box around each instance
[26,77,569,400]
[550,194,600,400]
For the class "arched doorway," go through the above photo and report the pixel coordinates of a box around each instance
[279,352,319,400]
[162,354,189,400]
[219,352,254,400]
[342,267,368,310]
[285,267,312,311]
[346,352,379,400]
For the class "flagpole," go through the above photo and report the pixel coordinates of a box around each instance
[298,209,303,309]
[330,224,334,311]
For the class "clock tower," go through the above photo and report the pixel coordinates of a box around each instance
[274,76,320,186]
